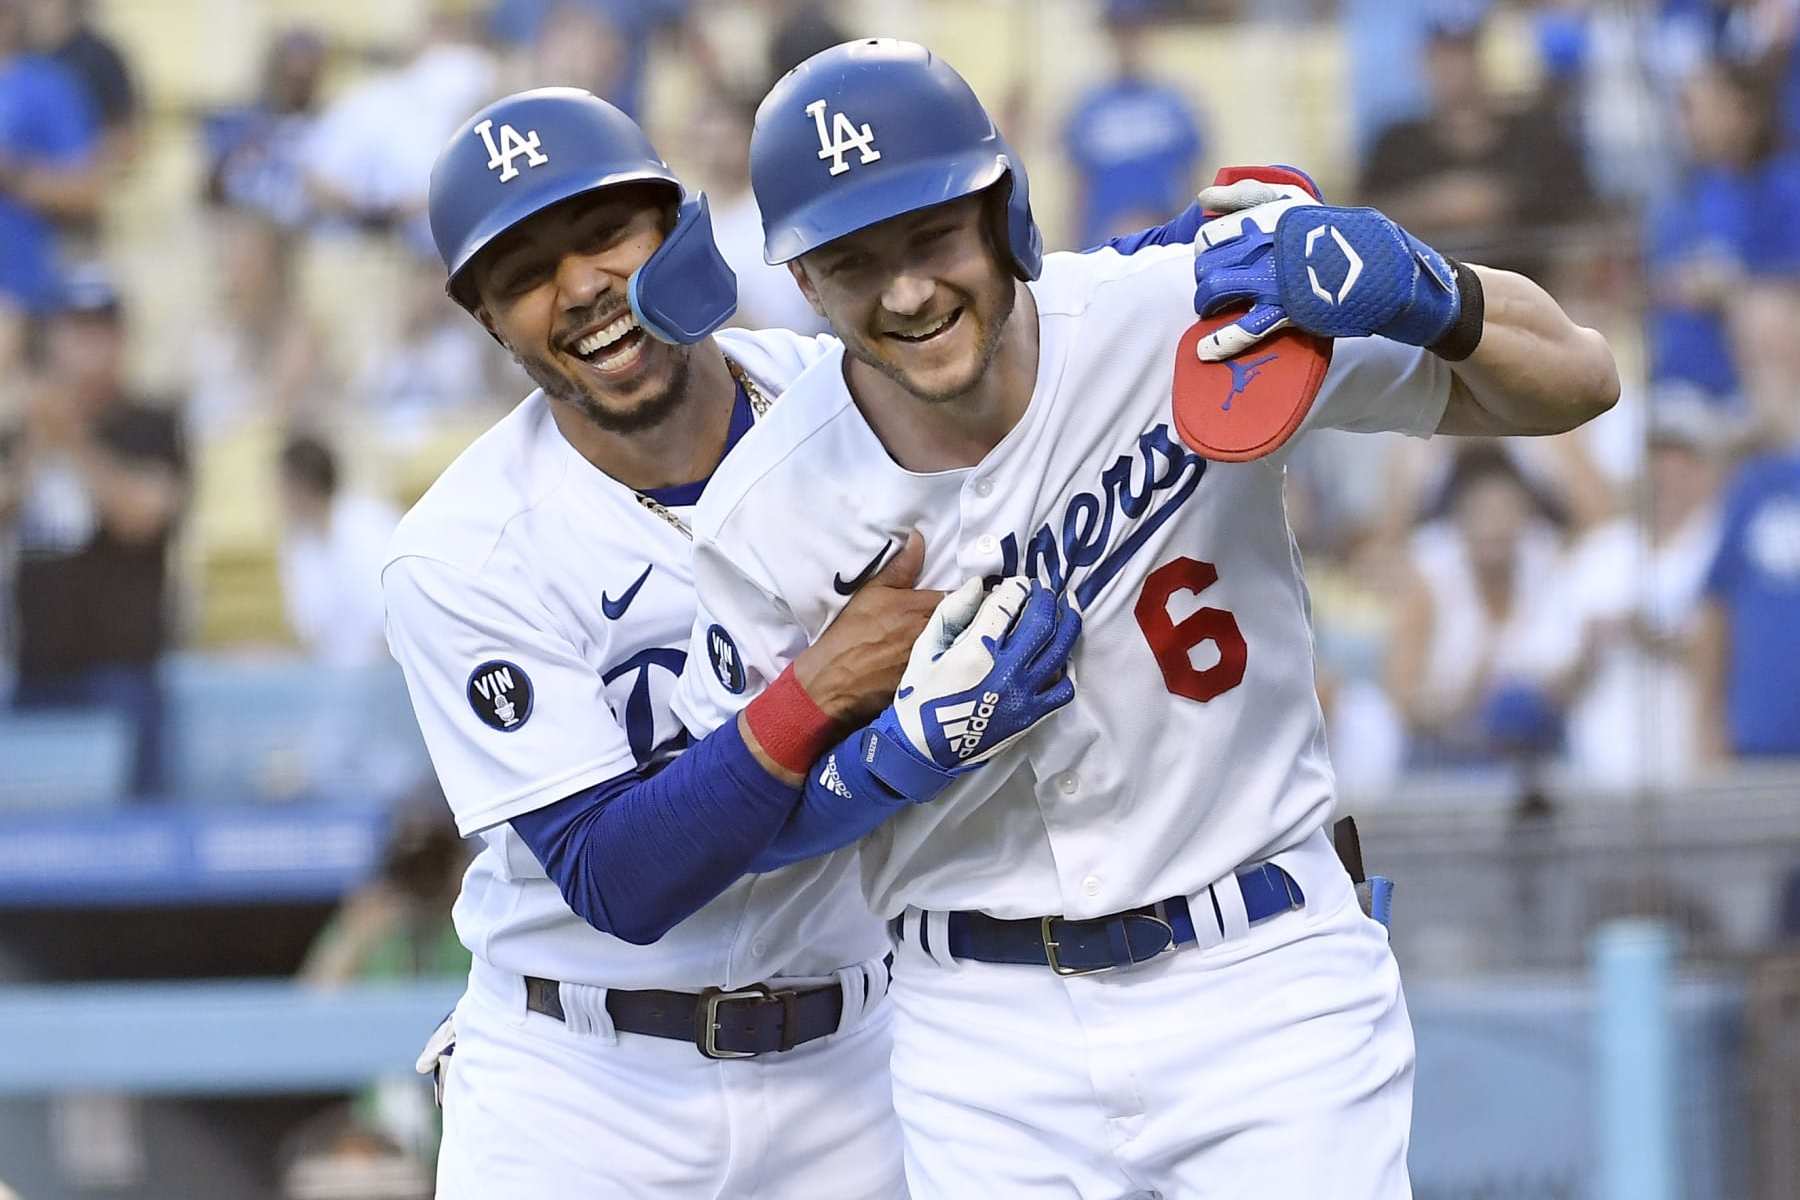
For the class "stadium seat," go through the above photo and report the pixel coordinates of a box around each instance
[161,657,428,803]
[0,712,134,811]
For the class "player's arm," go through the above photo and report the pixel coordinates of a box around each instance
[671,528,1079,877]
[382,552,821,945]
[512,572,1079,942]
[500,540,939,946]
[1090,202,1206,255]
[1431,266,1619,437]
[746,577,1079,872]
[1189,178,1619,438]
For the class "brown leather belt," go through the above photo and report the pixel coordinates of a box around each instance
[525,975,851,1060]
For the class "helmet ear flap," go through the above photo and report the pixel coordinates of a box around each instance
[989,155,1042,281]
[629,193,739,344]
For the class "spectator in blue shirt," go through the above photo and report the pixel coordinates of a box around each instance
[1696,375,1800,760]
[1061,5,1204,248]
[26,0,138,176]
[0,0,100,317]
[1646,60,1800,407]
[200,27,327,228]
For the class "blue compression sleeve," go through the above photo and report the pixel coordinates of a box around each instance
[510,718,799,945]
[749,723,959,872]
[1092,201,1205,255]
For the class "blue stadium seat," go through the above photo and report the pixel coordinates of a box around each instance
[0,711,134,810]
[161,657,428,804]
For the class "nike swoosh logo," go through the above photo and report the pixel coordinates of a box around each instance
[601,564,654,620]
[833,540,895,596]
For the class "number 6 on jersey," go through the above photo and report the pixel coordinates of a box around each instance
[1133,557,1247,703]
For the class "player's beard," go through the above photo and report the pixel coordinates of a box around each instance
[845,276,1017,406]
[516,340,694,434]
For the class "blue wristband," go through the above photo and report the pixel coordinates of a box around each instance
[856,719,963,801]
[746,714,961,872]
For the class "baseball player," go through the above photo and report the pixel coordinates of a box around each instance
[386,88,1084,1196]
[673,41,1620,1197]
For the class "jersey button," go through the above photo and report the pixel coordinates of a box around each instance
[975,534,998,555]
[1057,771,1079,795]
[1082,874,1102,897]
[973,479,994,498]
[751,939,770,957]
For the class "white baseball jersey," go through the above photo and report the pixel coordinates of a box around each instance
[673,242,1453,921]
[382,326,892,991]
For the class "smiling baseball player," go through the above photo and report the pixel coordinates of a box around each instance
[386,87,1086,1197]
[672,41,1619,1197]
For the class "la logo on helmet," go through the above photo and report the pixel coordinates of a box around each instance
[806,100,880,177]
[474,118,549,182]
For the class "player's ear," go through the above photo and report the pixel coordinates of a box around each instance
[471,302,510,352]
[788,261,826,319]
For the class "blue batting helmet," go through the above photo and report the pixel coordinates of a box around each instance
[750,40,1042,280]
[428,87,736,345]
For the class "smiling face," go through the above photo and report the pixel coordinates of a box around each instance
[791,191,1017,405]
[467,183,692,433]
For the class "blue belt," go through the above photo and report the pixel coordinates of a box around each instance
[891,863,1305,976]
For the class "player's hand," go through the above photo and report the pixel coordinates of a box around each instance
[855,578,1080,799]
[792,530,943,726]
[1190,197,1464,361]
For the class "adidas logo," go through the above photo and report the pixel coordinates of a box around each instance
[939,691,1001,759]
[818,755,853,799]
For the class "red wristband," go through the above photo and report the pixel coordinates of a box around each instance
[744,665,842,777]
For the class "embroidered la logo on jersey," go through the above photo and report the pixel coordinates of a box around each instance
[468,660,533,731]
[473,118,548,182]
[806,99,881,176]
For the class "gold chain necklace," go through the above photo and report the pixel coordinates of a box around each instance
[631,358,772,540]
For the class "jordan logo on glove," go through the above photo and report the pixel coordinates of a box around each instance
[1170,165,1335,463]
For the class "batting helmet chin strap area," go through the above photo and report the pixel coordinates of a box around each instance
[629,194,736,345]
[750,38,1043,281]
[429,86,737,345]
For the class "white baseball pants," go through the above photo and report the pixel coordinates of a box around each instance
[436,957,907,1198]
[887,831,1414,1199]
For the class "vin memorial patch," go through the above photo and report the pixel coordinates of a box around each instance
[468,660,533,732]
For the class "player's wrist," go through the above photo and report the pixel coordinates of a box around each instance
[1424,257,1485,361]
[743,664,846,778]
[789,644,871,725]
[861,712,965,802]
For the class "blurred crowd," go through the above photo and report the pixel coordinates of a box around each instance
[0,0,1798,811]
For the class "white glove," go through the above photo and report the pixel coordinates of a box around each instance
[879,576,1080,772]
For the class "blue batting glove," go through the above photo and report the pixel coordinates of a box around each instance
[857,577,1080,802]
[1191,202,1463,361]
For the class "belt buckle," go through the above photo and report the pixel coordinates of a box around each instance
[1041,911,1176,976]
[696,985,768,1059]
[694,984,802,1059]
[1040,916,1110,977]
